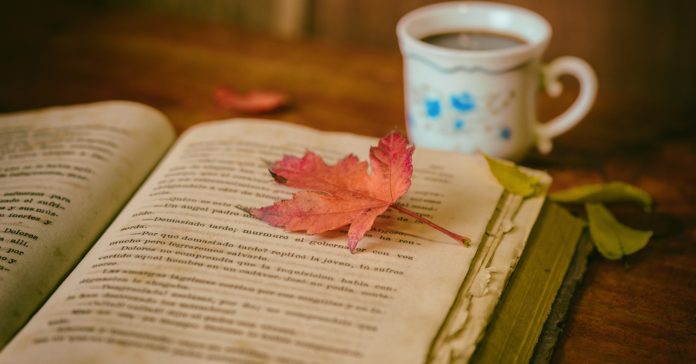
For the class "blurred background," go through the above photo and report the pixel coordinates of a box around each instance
[86,0,696,106]
[1,0,695,148]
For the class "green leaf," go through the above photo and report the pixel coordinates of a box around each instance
[483,154,542,197]
[585,202,653,260]
[550,182,653,211]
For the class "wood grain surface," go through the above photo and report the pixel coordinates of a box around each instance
[1,2,694,363]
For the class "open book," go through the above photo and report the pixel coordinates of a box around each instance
[0,101,585,363]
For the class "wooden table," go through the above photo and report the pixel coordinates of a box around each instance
[2,3,694,363]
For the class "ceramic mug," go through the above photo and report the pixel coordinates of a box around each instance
[397,1,597,160]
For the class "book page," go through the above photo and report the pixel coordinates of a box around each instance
[0,120,504,364]
[0,101,175,347]
[428,189,549,363]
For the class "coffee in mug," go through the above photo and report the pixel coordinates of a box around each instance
[421,30,527,51]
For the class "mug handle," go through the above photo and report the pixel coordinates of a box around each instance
[535,56,598,154]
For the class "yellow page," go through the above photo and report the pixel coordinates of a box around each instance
[0,101,175,347]
[0,120,503,364]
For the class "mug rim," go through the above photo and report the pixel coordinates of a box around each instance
[396,1,552,60]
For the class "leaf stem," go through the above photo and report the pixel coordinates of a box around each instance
[390,204,470,246]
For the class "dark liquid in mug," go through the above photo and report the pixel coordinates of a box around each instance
[421,30,527,51]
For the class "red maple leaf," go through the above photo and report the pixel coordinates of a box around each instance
[252,132,468,252]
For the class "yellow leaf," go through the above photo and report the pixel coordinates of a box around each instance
[551,182,652,212]
[585,202,652,260]
[483,154,542,197]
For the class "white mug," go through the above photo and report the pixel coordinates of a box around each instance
[397,1,597,161]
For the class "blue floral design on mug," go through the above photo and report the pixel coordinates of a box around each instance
[454,118,465,131]
[425,97,441,119]
[500,127,512,140]
[450,92,475,113]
